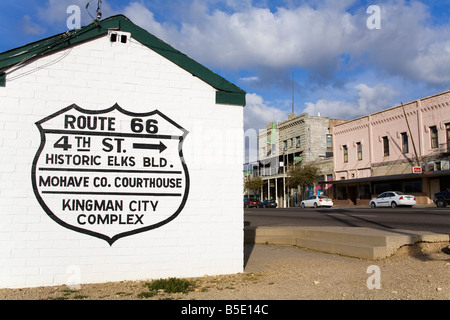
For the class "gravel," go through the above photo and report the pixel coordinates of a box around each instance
[1,242,448,300]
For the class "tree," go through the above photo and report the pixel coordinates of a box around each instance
[286,163,320,200]
[244,176,264,199]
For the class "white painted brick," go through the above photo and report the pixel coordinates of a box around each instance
[75,55,102,66]
[90,50,115,59]
[63,62,89,72]
[87,64,114,75]
[147,78,170,88]
[0,33,244,289]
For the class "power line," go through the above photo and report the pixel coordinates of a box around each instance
[86,0,103,22]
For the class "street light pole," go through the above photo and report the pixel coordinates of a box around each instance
[402,103,420,167]
[283,152,287,208]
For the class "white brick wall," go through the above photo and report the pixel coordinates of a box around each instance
[0,34,244,288]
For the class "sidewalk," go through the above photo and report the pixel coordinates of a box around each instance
[244,225,449,260]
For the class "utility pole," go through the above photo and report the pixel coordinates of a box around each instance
[402,103,420,167]
[292,72,295,114]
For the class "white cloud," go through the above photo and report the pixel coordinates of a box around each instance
[243,93,290,162]
[354,83,399,115]
[21,15,46,35]
[244,93,290,131]
[122,2,174,40]
[410,39,450,85]
[33,0,450,88]
[239,76,259,82]
[304,83,399,120]
[348,0,450,86]
[166,4,356,74]
[150,0,450,87]
[37,0,95,25]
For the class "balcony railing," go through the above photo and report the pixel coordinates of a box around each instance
[259,167,281,176]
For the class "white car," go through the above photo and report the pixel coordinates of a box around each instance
[301,195,334,208]
[369,191,416,208]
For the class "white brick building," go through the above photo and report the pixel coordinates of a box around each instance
[0,15,246,289]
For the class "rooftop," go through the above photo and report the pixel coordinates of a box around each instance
[0,15,246,106]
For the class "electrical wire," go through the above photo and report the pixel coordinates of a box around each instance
[1,5,105,83]
[1,13,107,72]
[7,48,72,82]
[86,0,103,21]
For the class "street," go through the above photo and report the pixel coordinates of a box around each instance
[244,206,450,235]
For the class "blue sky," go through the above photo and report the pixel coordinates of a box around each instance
[1,0,450,161]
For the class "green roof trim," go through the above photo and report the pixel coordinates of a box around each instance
[0,15,246,106]
[0,72,5,87]
[216,91,246,106]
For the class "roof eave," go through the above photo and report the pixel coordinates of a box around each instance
[0,15,246,106]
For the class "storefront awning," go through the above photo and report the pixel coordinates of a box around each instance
[321,169,450,185]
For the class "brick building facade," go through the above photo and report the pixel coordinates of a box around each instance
[332,90,450,205]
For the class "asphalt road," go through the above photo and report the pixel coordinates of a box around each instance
[244,206,450,235]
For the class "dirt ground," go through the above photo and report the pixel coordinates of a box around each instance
[0,242,449,300]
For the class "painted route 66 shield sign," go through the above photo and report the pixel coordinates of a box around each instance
[32,104,189,245]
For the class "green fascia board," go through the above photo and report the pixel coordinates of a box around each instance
[0,21,115,71]
[0,72,5,87]
[216,91,246,106]
[0,15,246,106]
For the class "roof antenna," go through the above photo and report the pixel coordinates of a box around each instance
[291,72,295,115]
[86,0,102,23]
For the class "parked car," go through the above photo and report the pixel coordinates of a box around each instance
[433,189,450,207]
[257,199,277,208]
[369,191,416,208]
[244,198,258,208]
[301,195,334,208]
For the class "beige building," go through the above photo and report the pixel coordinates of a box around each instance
[332,90,450,205]
[257,113,345,207]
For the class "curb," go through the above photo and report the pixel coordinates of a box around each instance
[244,226,449,260]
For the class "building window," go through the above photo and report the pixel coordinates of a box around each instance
[343,145,348,163]
[283,140,288,151]
[401,132,409,153]
[374,179,422,194]
[430,126,438,149]
[446,123,450,152]
[383,136,389,157]
[290,138,294,148]
[326,134,332,151]
[356,142,362,161]
[296,136,301,148]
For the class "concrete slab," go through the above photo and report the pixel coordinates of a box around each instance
[244,226,449,260]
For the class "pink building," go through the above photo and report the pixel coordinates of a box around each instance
[332,90,450,205]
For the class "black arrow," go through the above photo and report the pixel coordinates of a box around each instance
[133,141,167,153]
